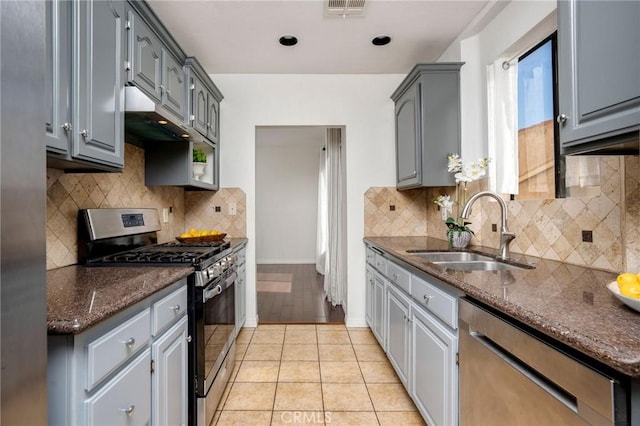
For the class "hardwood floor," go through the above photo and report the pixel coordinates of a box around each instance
[256,264,345,323]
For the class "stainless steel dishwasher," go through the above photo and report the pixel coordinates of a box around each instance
[459,298,629,426]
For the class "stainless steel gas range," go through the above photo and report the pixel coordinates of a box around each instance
[79,208,237,426]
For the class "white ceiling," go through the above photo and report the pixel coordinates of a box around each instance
[147,0,493,74]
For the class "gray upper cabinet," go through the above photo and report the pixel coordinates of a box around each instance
[45,0,71,156]
[161,50,186,119]
[191,73,209,136]
[145,139,219,190]
[558,0,640,154]
[127,10,162,103]
[184,57,223,144]
[126,3,186,121]
[395,83,421,188]
[46,0,125,172]
[74,0,126,168]
[391,63,463,189]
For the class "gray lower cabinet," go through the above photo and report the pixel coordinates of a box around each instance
[48,280,188,426]
[365,267,374,325]
[85,350,151,426]
[152,316,188,426]
[411,304,457,426]
[234,244,247,337]
[46,0,125,172]
[386,284,411,386]
[126,4,186,120]
[558,0,640,154]
[365,245,459,426]
[372,272,386,347]
[391,63,463,189]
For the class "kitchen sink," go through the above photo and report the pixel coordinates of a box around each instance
[408,251,533,271]
[409,251,495,262]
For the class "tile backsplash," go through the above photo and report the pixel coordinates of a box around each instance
[185,189,247,238]
[365,156,640,273]
[46,144,185,269]
[46,143,247,270]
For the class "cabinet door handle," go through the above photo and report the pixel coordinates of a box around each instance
[80,129,88,138]
[123,337,135,348]
[556,114,567,124]
[62,123,72,132]
[119,405,135,416]
[186,335,192,343]
[170,304,181,313]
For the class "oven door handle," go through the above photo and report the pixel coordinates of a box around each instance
[203,284,223,302]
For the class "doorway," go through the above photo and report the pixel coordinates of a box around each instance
[255,126,346,323]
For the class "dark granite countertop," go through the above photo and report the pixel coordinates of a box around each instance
[47,238,248,335]
[47,265,193,334]
[364,236,640,377]
[229,238,248,250]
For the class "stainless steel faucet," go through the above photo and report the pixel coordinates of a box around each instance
[460,190,515,260]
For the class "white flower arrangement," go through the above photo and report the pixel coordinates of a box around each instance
[434,153,491,241]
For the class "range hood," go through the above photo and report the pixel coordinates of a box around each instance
[124,86,204,146]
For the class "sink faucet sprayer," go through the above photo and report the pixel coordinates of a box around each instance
[460,191,515,260]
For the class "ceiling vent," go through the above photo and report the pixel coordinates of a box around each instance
[325,0,366,18]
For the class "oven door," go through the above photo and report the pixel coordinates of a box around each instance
[197,270,236,397]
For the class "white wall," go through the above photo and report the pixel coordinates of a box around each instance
[438,0,557,162]
[213,74,404,327]
[255,126,325,264]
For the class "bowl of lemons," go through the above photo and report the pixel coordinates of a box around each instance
[608,272,640,313]
[177,228,226,243]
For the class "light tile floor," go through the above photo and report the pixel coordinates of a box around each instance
[212,324,426,425]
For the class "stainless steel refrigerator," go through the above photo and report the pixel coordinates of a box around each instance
[1,1,48,424]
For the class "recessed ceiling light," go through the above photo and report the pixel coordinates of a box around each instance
[372,35,391,46]
[279,35,298,47]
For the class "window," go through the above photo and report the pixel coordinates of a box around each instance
[516,34,557,200]
[510,32,601,200]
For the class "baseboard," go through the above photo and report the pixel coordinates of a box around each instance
[256,259,317,265]
[244,315,258,328]
[345,316,368,328]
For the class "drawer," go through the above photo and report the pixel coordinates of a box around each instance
[386,261,411,294]
[373,253,387,275]
[366,247,376,265]
[411,275,457,329]
[152,284,187,336]
[87,308,151,390]
[85,350,151,426]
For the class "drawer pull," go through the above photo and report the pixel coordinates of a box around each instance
[423,294,432,303]
[392,273,398,280]
[123,337,135,348]
[170,304,181,314]
[119,405,135,416]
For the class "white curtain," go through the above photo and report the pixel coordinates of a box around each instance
[315,149,327,275]
[316,128,346,306]
[487,58,519,194]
